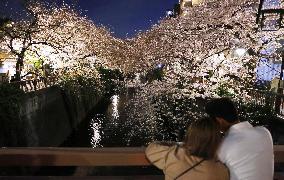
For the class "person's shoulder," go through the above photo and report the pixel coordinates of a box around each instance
[205,159,227,167]
[254,126,273,142]
[145,142,178,155]
[218,131,243,156]
[221,131,241,146]
[214,160,229,172]
[254,126,272,137]
[203,160,230,179]
[255,125,270,132]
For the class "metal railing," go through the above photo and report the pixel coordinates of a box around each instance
[9,77,57,92]
[247,88,284,118]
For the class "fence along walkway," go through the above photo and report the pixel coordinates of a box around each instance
[9,77,57,92]
[248,88,284,119]
[0,146,283,179]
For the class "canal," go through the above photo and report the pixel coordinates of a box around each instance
[61,87,153,147]
[56,87,163,176]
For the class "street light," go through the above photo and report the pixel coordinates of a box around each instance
[156,63,165,69]
[233,48,247,58]
[166,10,174,18]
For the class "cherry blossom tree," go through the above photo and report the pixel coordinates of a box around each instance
[127,0,269,99]
[0,1,125,81]
[121,0,284,142]
[0,2,59,80]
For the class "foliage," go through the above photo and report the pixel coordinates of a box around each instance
[118,0,276,142]
[145,66,165,82]
[123,0,284,103]
[59,73,102,105]
[0,2,126,81]
[215,84,235,97]
[0,83,31,146]
[121,85,203,145]
[97,67,124,96]
[149,94,204,141]
[0,83,24,97]
[238,102,276,127]
[124,93,278,145]
[59,67,124,103]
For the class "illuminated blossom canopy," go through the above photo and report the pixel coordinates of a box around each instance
[119,0,284,143]
[1,0,282,99]
[125,0,279,99]
[0,2,125,80]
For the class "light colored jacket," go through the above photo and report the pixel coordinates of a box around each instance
[145,142,229,180]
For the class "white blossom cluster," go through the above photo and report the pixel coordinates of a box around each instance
[120,0,284,141]
[1,0,283,96]
[126,0,279,100]
[0,2,126,81]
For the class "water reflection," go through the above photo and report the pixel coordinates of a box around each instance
[90,95,120,147]
[111,95,119,119]
[89,115,103,148]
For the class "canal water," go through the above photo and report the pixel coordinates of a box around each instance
[61,87,153,147]
[57,87,163,176]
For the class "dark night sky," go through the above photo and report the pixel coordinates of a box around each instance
[1,0,178,39]
[77,0,177,39]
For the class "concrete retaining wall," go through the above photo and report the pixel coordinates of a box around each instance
[20,86,100,146]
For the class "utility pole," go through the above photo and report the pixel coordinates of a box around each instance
[275,52,284,114]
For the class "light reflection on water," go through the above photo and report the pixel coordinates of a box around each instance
[111,95,119,120]
[90,95,120,147]
[89,115,103,148]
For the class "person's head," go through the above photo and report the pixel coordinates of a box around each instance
[205,97,239,131]
[184,117,221,160]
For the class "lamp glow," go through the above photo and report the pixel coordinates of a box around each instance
[234,48,247,57]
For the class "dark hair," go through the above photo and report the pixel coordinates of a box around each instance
[205,97,238,123]
[184,117,221,160]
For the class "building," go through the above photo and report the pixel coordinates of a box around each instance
[0,49,16,82]
[179,0,203,16]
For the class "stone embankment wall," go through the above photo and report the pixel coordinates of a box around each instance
[20,86,100,146]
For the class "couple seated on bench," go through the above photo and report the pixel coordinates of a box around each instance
[146,97,274,180]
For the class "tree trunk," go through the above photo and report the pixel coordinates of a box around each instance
[15,57,24,81]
